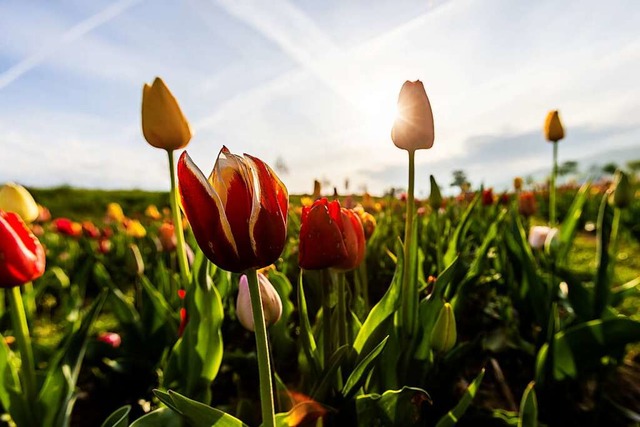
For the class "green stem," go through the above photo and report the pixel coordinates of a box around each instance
[8,285,37,404]
[336,271,347,347]
[167,150,191,285]
[321,269,332,368]
[608,208,622,280]
[401,150,417,336]
[246,269,275,427]
[550,141,558,226]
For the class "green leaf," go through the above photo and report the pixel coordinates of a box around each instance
[310,345,350,401]
[518,382,537,427]
[556,182,591,265]
[297,273,321,377]
[164,253,224,403]
[342,336,389,398]
[435,369,485,427]
[267,270,296,361]
[0,333,31,427]
[139,275,178,333]
[356,386,431,426]
[443,194,479,267]
[551,318,640,380]
[100,405,131,427]
[353,239,403,354]
[610,275,640,306]
[168,390,248,426]
[38,291,107,427]
[129,407,181,427]
[594,194,614,317]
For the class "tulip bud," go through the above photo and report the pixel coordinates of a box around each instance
[528,226,558,250]
[124,219,147,238]
[53,218,83,237]
[544,110,564,143]
[142,77,192,151]
[105,203,125,223]
[236,273,282,332]
[431,302,457,353]
[354,206,376,240]
[0,183,39,223]
[518,191,537,217]
[0,210,46,287]
[513,177,524,192]
[145,204,162,220]
[608,169,633,209]
[97,332,122,349]
[391,80,435,152]
[429,175,443,212]
[482,188,494,206]
[158,222,177,252]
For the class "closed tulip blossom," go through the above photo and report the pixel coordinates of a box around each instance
[391,80,434,152]
[528,226,558,250]
[431,302,457,353]
[236,273,283,332]
[142,77,192,151]
[544,110,565,143]
[0,182,39,223]
[97,332,122,349]
[482,188,494,206]
[299,198,366,271]
[158,222,177,252]
[0,210,46,288]
[53,218,83,238]
[518,192,537,217]
[177,147,288,273]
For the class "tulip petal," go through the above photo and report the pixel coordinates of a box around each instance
[335,209,366,270]
[209,147,255,261]
[141,78,192,151]
[245,154,289,266]
[0,211,45,287]
[298,199,348,270]
[178,151,241,271]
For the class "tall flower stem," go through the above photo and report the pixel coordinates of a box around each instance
[550,141,558,226]
[246,268,275,427]
[336,271,347,347]
[321,269,333,367]
[8,285,37,404]
[167,150,191,284]
[400,150,417,336]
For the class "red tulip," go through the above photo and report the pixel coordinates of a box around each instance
[482,188,494,206]
[97,332,122,348]
[335,207,366,271]
[178,147,289,273]
[82,221,101,239]
[299,198,365,271]
[53,218,82,237]
[0,210,46,288]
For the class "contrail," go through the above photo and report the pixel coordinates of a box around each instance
[0,0,143,90]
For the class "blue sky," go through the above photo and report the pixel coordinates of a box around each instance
[1,0,639,196]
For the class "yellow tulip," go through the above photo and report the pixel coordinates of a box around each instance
[124,219,147,238]
[144,204,162,220]
[391,80,435,152]
[105,203,125,223]
[0,182,39,223]
[141,77,192,151]
[544,110,565,142]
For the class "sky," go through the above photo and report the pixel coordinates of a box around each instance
[1,0,639,197]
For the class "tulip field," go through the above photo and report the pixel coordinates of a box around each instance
[1,80,640,427]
